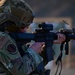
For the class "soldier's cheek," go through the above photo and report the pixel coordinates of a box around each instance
[0,0,6,6]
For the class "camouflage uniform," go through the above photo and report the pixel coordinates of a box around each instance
[0,32,26,75]
[0,0,43,75]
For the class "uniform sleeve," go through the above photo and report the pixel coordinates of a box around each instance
[22,48,43,74]
[0,32,27,75]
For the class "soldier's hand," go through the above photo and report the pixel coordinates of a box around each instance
[53,33,66,44]
[29,42,44,53]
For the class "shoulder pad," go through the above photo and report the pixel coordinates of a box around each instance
[0,32,9,49]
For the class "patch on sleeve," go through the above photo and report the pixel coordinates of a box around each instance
[6,44,17,54]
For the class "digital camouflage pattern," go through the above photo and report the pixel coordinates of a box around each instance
[22,47,43,74]
[0,32,43,75]
[0,32,27,75]
[0,0,43,75]
[0,0,34,31]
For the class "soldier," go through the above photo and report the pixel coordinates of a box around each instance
[0,0,65,75]
[0,0,44,75]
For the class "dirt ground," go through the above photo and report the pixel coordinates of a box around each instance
[50,67,75,75]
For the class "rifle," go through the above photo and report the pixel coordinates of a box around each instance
[9,22,58,75]
[9,22,75,75]
[55,28,75,75]
[1,22,75,75]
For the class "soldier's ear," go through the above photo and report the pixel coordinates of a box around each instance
[0,0,6,6]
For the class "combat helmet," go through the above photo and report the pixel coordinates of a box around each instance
[0,0,34,32]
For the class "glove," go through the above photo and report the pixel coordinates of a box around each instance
[44,60,54,70]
